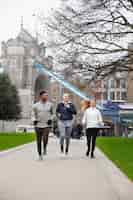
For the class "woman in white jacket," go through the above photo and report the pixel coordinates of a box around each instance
[82,99,103,158]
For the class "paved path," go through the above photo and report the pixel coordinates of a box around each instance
[0,138,133,200]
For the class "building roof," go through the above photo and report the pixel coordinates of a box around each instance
[17,27,36,43]
[6,27,37,47]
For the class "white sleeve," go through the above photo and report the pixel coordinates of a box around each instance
[97,110,103,125]
[82,110,87,125]
[31,104,37,122]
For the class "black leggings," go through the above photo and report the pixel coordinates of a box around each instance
[86,128,98,155]
[35,127,49,156]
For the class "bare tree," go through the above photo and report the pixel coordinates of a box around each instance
[39,0,133,80]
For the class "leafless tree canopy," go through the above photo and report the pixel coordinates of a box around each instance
[40,0,133,80]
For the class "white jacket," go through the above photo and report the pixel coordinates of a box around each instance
[82,107,103,129]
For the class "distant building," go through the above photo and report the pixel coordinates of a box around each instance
[89,72,127,102]
[50,70,129,110]
[0,25,53,131]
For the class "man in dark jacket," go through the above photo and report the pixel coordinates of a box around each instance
[56,93,77,155]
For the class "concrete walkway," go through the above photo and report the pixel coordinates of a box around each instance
[0,138,133,200]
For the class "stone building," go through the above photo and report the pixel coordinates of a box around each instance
[0,25,53,131]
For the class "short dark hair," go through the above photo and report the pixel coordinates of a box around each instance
[39,90,48,96]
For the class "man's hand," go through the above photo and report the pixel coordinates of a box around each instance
[33,120,38,126]
[47,119,52,126]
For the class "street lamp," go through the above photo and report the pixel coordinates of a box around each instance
[0,64,4,74]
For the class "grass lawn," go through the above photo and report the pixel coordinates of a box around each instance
[97,137,133,181]
[0,133,36,151]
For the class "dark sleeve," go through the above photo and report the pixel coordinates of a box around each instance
[69,104,77,115]
[50,105,53,115]
[56,104,61,118]
[56,104,60,114]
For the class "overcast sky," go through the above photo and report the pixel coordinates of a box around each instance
[0,0,60,44]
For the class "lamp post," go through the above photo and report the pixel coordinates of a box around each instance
[0,64,4,74]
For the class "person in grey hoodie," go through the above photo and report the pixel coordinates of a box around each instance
[32,91,53,160]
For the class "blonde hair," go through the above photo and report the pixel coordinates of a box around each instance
[81,100,90,112]
[63,93,70,98]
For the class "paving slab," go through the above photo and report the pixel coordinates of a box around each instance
[0,138,132,200]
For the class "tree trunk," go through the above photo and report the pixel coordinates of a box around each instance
[114,123,120,137]
[2,120,5,132]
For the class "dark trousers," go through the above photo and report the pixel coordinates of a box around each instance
[86,128,98,155]
[35,127,49,156]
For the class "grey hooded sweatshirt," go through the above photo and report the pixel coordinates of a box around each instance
[32,101,53,128]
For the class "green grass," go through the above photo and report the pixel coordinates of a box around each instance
[97,137,133,181]
[0,133,36,151]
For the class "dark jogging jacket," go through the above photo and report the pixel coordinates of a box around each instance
[56,102,77,121]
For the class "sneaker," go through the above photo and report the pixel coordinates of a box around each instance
[91,153,95,159]
[86,150,89,157]
[65,147,69,155]
[39,155,43,161]
[43,148,47,156]
[61,145,64,153]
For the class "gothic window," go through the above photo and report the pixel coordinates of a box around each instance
[22,65,28,89]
